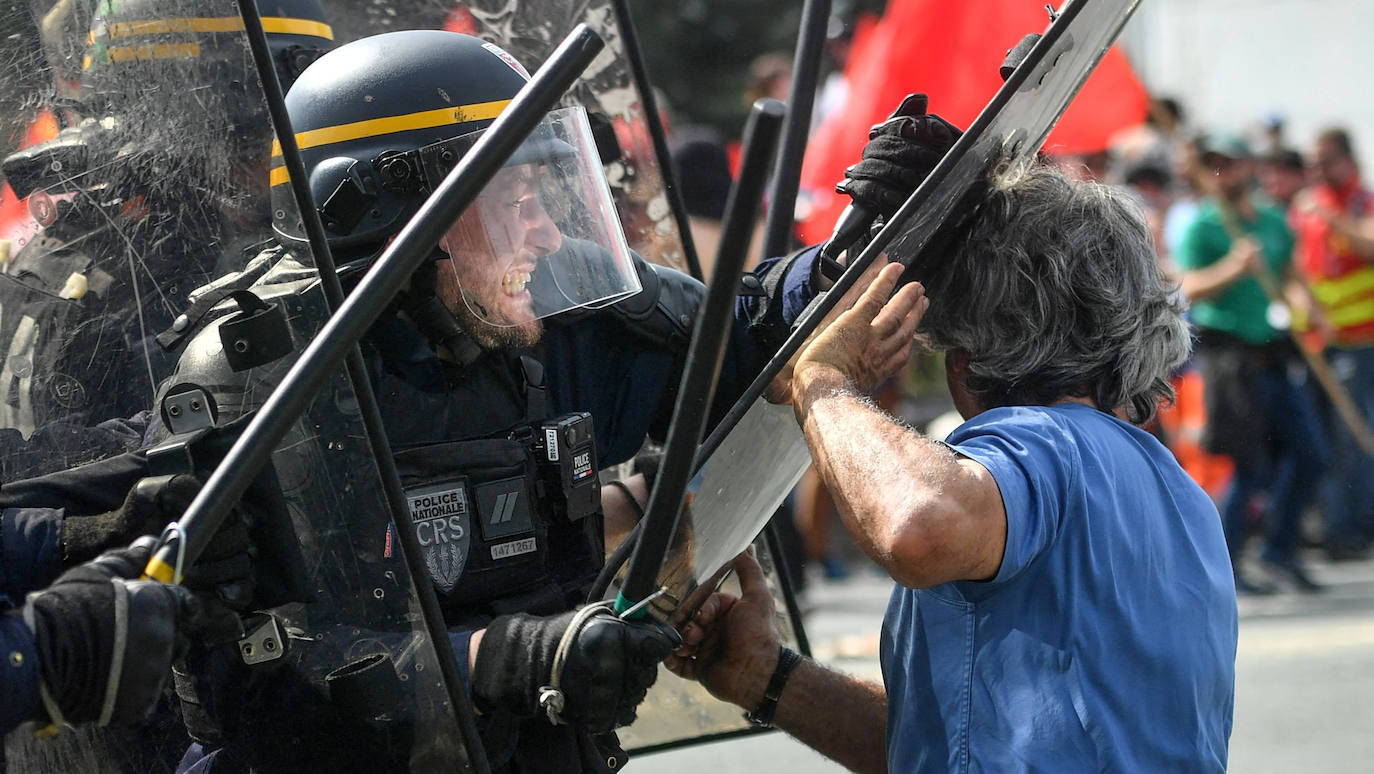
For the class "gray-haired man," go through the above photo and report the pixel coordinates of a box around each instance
[670,161,1238,773]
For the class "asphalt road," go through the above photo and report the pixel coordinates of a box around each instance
[638,550,1374,773]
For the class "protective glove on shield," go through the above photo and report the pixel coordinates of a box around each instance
[834,93,963,220]
[65,474,254,622]
[473,603,681,733]
[23,536,203,726]
[60,473,195,564]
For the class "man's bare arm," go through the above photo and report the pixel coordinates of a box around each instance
[1327,213,1374,258]
[1179,237,1262,302]
[772,659,889,774]
[668,554,889,774]
[793,369,1006,588]
[784,262,1007,588]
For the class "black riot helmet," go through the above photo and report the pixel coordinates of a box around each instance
[270,29,530,251]
[272,30,640,329]
[59,0,333,217]
[81,0,334,106]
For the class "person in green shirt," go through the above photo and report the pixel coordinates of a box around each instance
[1176,134,1327,595]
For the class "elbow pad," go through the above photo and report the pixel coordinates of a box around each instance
[587,255,703,353]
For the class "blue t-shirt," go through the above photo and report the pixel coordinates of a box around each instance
[881,404,1236,773]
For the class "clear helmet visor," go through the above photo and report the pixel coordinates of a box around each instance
[431,106,639,328]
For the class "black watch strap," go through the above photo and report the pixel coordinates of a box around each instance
[745,645,802,729]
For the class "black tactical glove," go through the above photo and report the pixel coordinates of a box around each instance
[157,476,256,615]
[60,474,186,564]
[472,604,681,734]
[23,536,201,726]
[834,93,963,219]
[65,474,254,623]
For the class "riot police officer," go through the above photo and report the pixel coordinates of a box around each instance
[165,29,834,773]
[0,0,334,481]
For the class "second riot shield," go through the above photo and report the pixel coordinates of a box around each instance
[2,1,479,772]
[607,0,1146,754]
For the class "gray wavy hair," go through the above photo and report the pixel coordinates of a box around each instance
[915,161,1191,424]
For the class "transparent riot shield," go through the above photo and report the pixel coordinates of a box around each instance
[327,0,698,276]
[0,1,475,772]
[321,1,812,754]
[610,528,811,752]
[0,0,274,481]
[610,0,1146,753]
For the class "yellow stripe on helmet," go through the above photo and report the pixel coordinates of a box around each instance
[86,42,202,68]
[268,99,510,165]
[260,17,334,40]
[93,15,333,43]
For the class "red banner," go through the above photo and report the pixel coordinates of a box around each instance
[798,0,1148,243]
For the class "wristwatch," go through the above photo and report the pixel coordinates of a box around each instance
[745,645,802,729]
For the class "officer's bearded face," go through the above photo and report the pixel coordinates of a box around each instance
[436,164,563,349]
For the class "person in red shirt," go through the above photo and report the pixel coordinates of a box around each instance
[1291,127,1374,560]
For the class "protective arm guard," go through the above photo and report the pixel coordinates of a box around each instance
[594,249,824,358]
[576,253,699,353]
[736,245,826,356]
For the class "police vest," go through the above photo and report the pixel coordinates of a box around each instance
[376,338,604,627]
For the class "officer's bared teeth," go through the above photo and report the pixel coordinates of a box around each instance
[502,271,530,295]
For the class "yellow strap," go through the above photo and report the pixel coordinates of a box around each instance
[269,166,290,188]
[269,99,510,158]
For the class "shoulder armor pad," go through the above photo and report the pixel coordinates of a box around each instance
[604,255,703,351]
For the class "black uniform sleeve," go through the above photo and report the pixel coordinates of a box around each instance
[625,248,825,445]
[0,507,64,606]
[0,609,42,734]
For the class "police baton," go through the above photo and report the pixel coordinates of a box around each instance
[761,0,831,260]
[616,98,787,616]
[143,24,606,582]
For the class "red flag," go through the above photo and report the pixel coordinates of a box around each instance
[798,0,1148,243]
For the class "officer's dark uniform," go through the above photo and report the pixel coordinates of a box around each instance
[166,234,824,774]
[0,186,238,480]
[1,502,63,735]
[0,0,335,483]
[164,26,827,773]
[0,450,168,762]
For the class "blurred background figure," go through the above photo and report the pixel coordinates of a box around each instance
[745,51,793,106]
[1176,134,1327,595]
[1121,161,1176,269]
[1259,147,1309,211]
[668,125,761,279]
[1257,112,1287,157]
[1290,127,1374,561]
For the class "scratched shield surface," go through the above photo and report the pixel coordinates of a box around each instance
[329,0,694,274]
[0,1,478,771]
[323,0,819,751]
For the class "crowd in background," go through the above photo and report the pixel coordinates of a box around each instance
[1100,101,1374,595]
[666,75,1374,596]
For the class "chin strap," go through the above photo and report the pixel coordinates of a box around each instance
[399,256,483,367]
